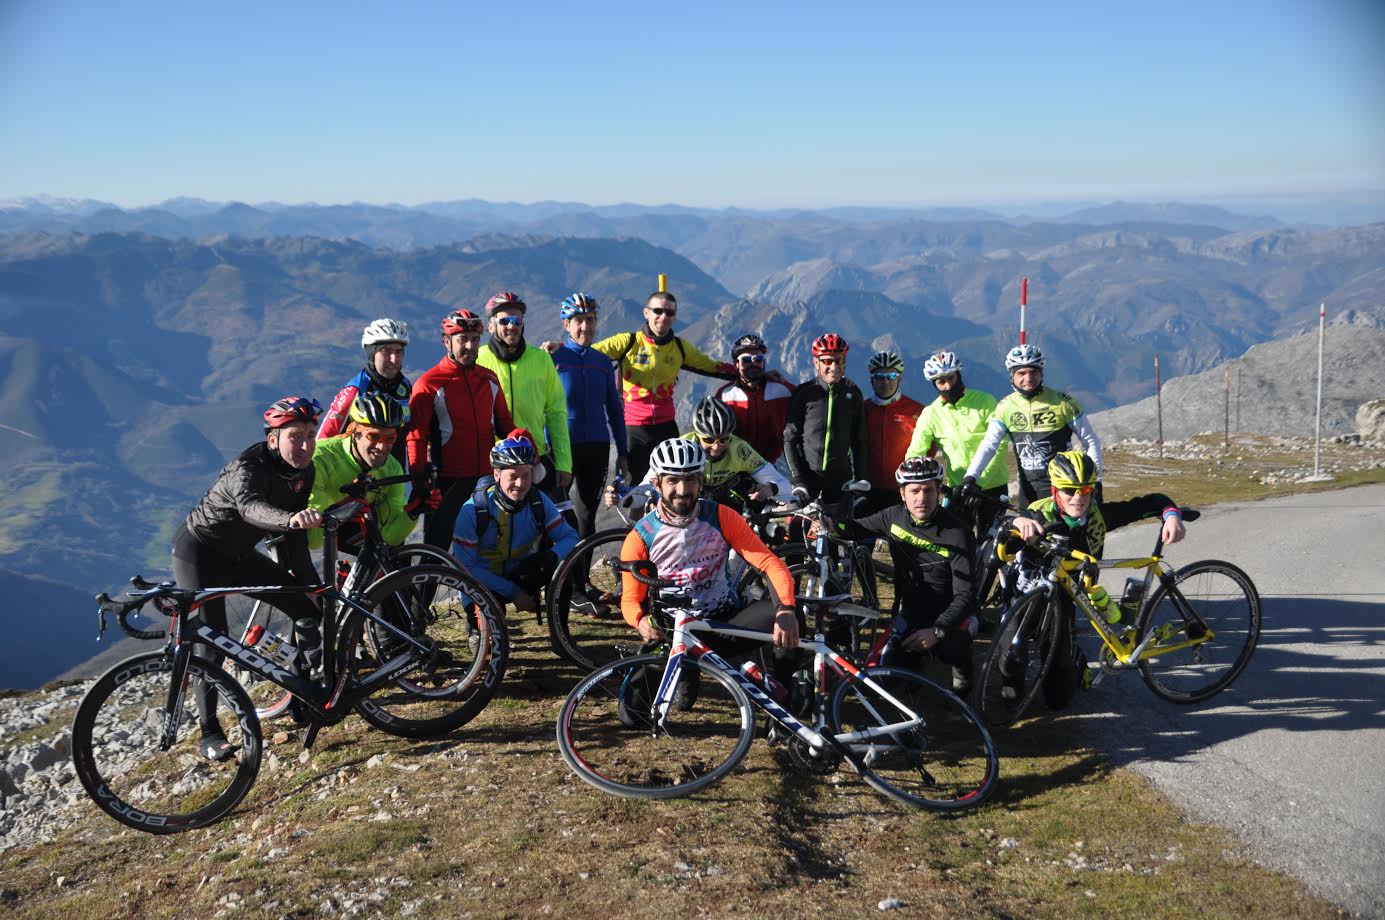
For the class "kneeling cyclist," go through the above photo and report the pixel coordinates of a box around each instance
[1008,450,1186,707]
[452,430,580,617]
[848,458,977,694]
[619,438,800,690]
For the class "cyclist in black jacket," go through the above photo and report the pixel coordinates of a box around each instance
[171,397,325,761]
[848,457,977,693]
[784,333,869,510]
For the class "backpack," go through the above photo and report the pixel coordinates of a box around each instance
[471,476,553,553]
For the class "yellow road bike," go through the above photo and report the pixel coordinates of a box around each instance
[973,509,1261,725]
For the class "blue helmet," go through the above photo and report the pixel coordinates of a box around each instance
[560,292,599,320]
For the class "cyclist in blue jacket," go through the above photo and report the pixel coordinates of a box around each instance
[550,292,630,539]
[452,430,580,615]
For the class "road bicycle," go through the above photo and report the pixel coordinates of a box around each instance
[230,473,485,720]
[555,553,998,810]
[972,508,1261,725]
[70,499,509,834]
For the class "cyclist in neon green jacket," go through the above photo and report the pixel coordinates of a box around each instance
[305,394,418,551]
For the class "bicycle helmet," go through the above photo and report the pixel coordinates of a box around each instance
[923,350,962,381]
[1048,450,1099,490]
[1004,344,1045,371]
[867,350,904,374]
[263,396,322,431]
[347,393,405,429]
[360,318,410,362]
[691,396,736,438]
[731,332,767,359]
[485,291,526,316]
[811,333,848,357]
[895,457,945,485]
[649,437,706,476]
[441,309,483,336]
[490,431,539,468]
[559,292,598,319]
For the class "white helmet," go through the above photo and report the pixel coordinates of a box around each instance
[1003,344,1044,371]
[923,350,962,381]
[867,350,904,374]
[649,438,706,476]
[362,318,411,361]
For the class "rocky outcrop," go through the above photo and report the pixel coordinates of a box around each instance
[1357,399,1385,442]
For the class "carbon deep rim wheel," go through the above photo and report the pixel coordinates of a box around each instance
[547,528,643,671]
[556,653,755,799]
[1135,559,1261,703]
[973,589,1062,726]
[71,652,262,834]
[829,666,998,810]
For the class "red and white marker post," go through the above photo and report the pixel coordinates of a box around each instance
[1019,276,1028,345]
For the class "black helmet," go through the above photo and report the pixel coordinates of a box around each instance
[731,333,767,359]
[691,396,736,439]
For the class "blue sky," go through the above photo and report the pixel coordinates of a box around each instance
[1,0,1382,212]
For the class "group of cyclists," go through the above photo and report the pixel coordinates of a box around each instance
[174,287,1188,760]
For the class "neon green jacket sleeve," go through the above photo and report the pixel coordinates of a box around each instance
[306,436,414,549]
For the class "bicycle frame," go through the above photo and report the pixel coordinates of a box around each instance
[646,612,925,759]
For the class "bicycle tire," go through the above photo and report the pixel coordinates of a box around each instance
[547,528,643,671]
[1135,559,1261,703]
[556,653,755,799]
[71,652,262,834]
[347,565,509,737]
[973,588,1062,726]
[828,666,998,810]
[386,542,464,572]
[228,599,297,722]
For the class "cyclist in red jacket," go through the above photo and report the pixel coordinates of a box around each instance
[861,350,924,515]
[715,333,795,465]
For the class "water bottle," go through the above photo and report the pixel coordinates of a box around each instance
[1089,585,1121,625]
[243,624,298,668]
[740,661,788,705]
[1119,577,1146,621]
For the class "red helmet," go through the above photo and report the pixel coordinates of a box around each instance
[484,292,526,316]
[441,309,483,336]
[811,333,848,357]
[263,396,322,431]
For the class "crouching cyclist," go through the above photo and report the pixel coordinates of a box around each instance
[847,457,977,694]
[1008,450,1185,707]
[171,397,325,761]
[619,438,800,689]
[452,430,579,616]
[306,394,430,553]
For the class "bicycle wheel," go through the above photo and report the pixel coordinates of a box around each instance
[346,565,509,737]
[557,653,755,799]
[387,542,464,571]
[1135,559,1261,703]
[71,652,262,834]
[973,589,1062,726]
[547,528,643,671]
[829,666,997,810]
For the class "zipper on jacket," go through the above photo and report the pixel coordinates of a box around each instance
[822,384,834,472]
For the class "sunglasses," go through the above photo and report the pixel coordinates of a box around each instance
[1057,485,1095,496]
[360,430,398,446]
[871,371,901,381]
[698,436,731,447]
[494,315,524,328]
[816,356,843,366]
[737,353,766,365]
[648,307,677,317]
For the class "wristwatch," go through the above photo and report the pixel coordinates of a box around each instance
[933,626,945,642]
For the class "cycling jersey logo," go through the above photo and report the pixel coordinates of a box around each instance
[632,353,651,366]
[1030,408,1059,429]
[1008,411,1029,431]
[1017,441,1048,471]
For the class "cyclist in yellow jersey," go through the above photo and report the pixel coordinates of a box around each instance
[961,344,1102,507]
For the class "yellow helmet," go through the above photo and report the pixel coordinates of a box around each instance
[348,393,405,429]
[1048,450,1099,490]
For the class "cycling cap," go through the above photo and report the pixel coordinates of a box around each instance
[361,318,410,355]
[867,350,904,373]
[559,292,599,319]
[811,333,848,357]
[263,396,323,431]
[1004,344,1044,371]
[649,437,706,477]
[1048,450,1099,490]
[441,309,483,336]
[490,430,539,468]
[731,333,767,358]
[895,457,945,485]
[691,396,736,438]
[485,292,526,316]
[923,350,962,381]
[347,393,405,429]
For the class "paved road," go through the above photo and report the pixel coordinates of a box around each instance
[1073,483,1385,917]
